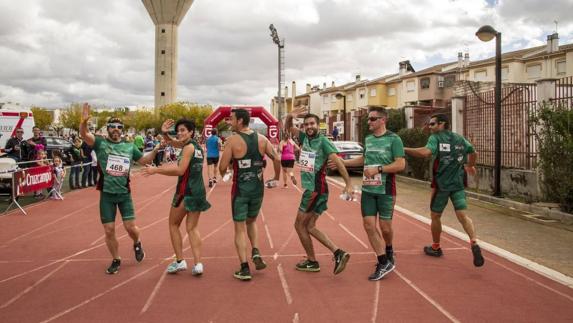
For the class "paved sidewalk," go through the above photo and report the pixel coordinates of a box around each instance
[332,174,573,278]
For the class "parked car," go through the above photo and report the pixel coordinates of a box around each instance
[44,136,73,165]
[327,141,364,175]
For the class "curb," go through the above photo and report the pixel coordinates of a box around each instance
[395,175,573,227]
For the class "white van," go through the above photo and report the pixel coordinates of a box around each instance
[0,102,36,151]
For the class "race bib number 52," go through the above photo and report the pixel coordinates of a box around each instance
[106,155,131,177]
[299,151,316,173]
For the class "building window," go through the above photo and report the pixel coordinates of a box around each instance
[556,60,566,75]
[161,71,165,75]
[161,29,165,33]
[323,95,328,104]
[501,67,509,80]
[406,81,415,92]
[420,77,430,89]
[161,50,165,54]
[474,70,487,81]
[359,89,366,99]
[387,87,396,96]
[161,92,165,96]
[370,88,377,97]
[526,64,542,79]
[444,75,456,87]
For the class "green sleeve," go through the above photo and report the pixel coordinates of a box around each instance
[392,136,405,158]
[132,144,143,161]
[93,136,103,151]
[322,136,338,156]
[464,138,475,154]
[425,135,439,156]
[298,132,306,145]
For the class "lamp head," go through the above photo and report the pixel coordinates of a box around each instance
[476,25,498,42]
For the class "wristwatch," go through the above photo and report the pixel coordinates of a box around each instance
[377,165,384,174]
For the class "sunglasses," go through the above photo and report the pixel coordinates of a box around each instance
[368,117,384,122]
[107,123,124,129]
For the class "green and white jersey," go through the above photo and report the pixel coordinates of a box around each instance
[175,140,206,199]
[362,132,405,195]
[298,132,338,193]
[425,130,475,191]
[93,136,143,194]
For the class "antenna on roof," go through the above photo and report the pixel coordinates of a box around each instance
[554,20,558,33]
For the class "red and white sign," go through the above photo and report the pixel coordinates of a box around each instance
[13,165,54,196]
[203,124,213,138]
[268,125,278,139]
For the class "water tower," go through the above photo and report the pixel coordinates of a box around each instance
[142,0,194,108]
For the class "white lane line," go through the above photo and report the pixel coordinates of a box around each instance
[337,223,369,249]
[39,263,162,323]
[371,280,380,323]
[395,270,460,323]
[395,205,573,291]
[143,218,233,314]
[260,210,274,249]
[292,312,300,323]
[328,177,573,290]
[277,264,293,305]
[140,269,168,314]
[0,261,68,309]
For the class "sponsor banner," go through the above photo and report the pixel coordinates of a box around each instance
[13,165,54,196]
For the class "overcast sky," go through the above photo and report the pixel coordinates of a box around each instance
[1,0,572,109]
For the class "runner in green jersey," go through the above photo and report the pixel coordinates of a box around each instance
[285,107,353,275]
[142,119,211,276]
[404,114,484,267]
[80,103,161,275]
[331,106,405,281]
[219,108,281,281]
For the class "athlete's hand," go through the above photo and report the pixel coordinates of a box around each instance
[161,119,175,134]
[81,103,90,123]
[343,184,354,199]
[142,164,157,176]
[327,159,338,170]
[465,165,476,177]
[363,167,378,178]
[290,106,308,118]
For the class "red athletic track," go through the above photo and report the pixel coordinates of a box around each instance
[0,166,572,323]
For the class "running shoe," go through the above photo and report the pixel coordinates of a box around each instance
[233,267,252,281]
[368,261,395,281]
[387,252,395,265]
[333,250,350,275]
[252,254,267,270]
[167,260,187,274]
[471,244,485,267]
[423,245,443,257]
[295,259,320,272]
[192,263,204,276]
[134,241,145,262]
[106,258,121,274]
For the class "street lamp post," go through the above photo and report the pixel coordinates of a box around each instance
[476,25,502,197]
[335,93,347,141]
[269,24,285,122]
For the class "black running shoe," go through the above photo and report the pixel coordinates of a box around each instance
[333,250,350,275]
[387,253,395,265]
[368,261,395,281]
[295,259,320,272]
[252,254,267,270]
[106,259,121,274]
[471,244,485,267]
[134,241,145,262]
[233,267,252,281]
[423,245,443,257]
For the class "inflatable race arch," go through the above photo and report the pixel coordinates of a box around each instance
[202,106,279,140]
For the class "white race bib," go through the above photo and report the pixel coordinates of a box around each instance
[106,154,131,177]
[362,166,382,186]
[238,159,252,169]
[439,143,451,152]
[299,151,316,173]
[194,149,204,159]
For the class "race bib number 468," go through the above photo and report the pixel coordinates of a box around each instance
[106,155,131,177]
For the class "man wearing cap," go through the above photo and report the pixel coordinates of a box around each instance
[80,103,162,274]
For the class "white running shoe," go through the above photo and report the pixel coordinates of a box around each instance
[192,263,204,276]
[166,260,187,274]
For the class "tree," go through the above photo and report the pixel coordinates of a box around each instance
[59,103,83,131]
[30,107,54,130]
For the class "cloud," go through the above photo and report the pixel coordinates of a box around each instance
[0,0,572,110]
